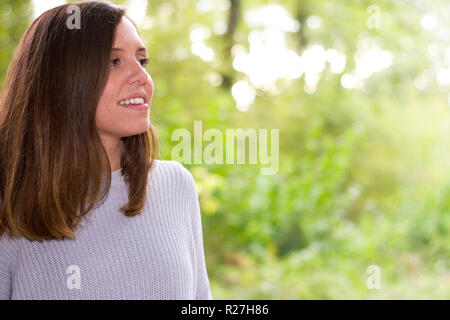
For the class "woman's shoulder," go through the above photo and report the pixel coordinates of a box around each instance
[150,159,196,191]
[151,159,193,177]
[0,232,18,263]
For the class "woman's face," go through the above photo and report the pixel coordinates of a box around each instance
[95,16,153,142]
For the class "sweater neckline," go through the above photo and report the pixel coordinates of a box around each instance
[110,168,123,187]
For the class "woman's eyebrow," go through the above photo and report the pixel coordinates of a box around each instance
[111,47,147,54]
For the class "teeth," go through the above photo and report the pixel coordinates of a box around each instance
[118,97,145,106]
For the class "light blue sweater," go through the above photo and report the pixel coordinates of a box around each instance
[0,160,213,300]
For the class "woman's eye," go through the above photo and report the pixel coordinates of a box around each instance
[110,58,120,67]
[140,58,149,67]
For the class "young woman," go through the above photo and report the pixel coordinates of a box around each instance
[0,1,212,300]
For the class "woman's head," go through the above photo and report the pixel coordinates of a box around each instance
[0,1,158,241]
[96,14,154,143]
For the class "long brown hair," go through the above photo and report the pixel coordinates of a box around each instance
[0,1,159,241]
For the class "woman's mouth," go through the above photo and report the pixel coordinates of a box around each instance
[117,98,149,111]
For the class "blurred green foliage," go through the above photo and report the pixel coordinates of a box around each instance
[0,0,32,89]
[2,0,449,298]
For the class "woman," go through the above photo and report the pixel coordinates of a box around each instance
[0,1,212,300]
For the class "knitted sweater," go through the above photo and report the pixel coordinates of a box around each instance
[0,160,213,300]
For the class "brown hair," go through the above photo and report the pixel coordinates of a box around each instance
[0,1,158,241]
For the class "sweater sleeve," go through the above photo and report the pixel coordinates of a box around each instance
[0,234,16,300]
[174,161,213,300]
[191,182,213,300]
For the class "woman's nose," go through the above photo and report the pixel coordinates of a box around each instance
[129,62,149,85]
